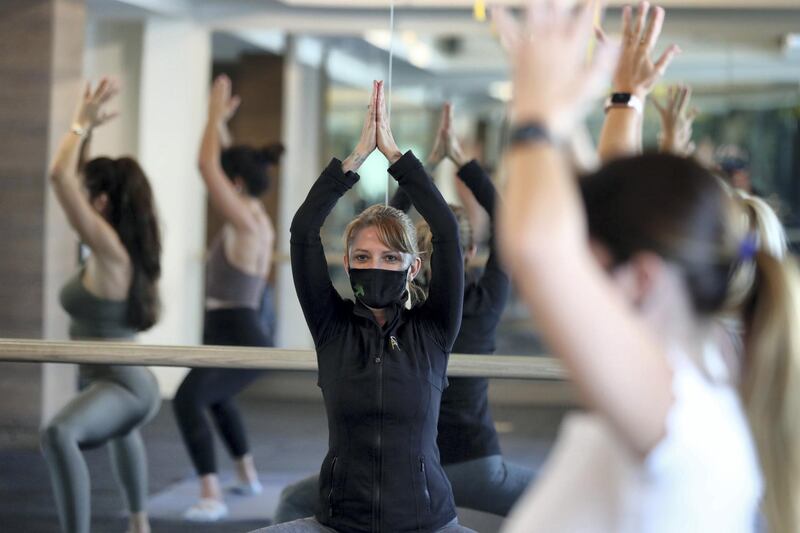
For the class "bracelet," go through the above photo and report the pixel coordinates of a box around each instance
[509,122,552,148]
[70,123,89,138]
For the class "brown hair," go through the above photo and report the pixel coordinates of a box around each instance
[344,204,426,305]
[581,153,800,533]
[84,157,161,331]
[415,204,473,294]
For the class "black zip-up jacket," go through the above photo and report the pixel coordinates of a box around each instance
[391,160,511,464]
[290,151,464,533]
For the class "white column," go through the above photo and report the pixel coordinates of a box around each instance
[275,37,325,349]
[136,19,210,394]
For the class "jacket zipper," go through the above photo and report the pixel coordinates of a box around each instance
[373,338,385,531]
[420,456,431,513]
[328,456,338,518]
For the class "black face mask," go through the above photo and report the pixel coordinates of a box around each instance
[348,267,409,309]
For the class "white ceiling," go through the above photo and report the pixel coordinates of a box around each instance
[88,0,800,106]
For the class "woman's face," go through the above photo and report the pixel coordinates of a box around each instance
[345,226,421,278]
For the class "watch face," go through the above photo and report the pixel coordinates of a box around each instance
[611,93,632,104]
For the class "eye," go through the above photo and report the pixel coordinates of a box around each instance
[384,254,400,263]
[354,254,369,262]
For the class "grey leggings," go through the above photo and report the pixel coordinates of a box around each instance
[40,365,161,533]
[274,455,534,523]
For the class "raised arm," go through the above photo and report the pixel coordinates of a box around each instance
[439,102,509,307]
[653,84,697,156]
[596,2,679,162]
[377,84,464,349]
[291,82,378,345]
[198,75,258,232]
[494,2,672,458]
[49,78,127,263]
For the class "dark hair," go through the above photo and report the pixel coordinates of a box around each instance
[84,157,162,331]
[581,153,800,533]
[580,153,737,314]
[221,143,284,197]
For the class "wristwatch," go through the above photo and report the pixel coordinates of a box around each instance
[604,93,644,114]
[509,122,551,148]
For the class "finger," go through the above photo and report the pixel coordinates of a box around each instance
[594,25,608,43]
[525,0,547,34]
[621,5,633,42]
[229,95,242,112]
[686,140,696,154]
[641,5,664,52]
[491,7,520,50]
[651,96,666,115]
[653,43,680,76]
[584,38,620,101]
[632,1,650,41]
[83,81,91,100]
[99,111,120,125]
[678,85,692,116]
[687,106,699,121]
[574,0,604,54]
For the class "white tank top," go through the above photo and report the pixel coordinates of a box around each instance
[502,347,763,533]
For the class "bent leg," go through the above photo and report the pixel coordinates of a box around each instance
[444,455,534,516]
[273,474,320,524]
[41,380,150,533]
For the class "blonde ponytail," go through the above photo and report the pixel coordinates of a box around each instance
[741,251,800,533]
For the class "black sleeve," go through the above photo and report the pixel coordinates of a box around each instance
[458,160,511,313]
[388,186,413,213]
[389,151,464,350]
[290,158,359,347]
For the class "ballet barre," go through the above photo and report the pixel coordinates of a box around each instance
[0,339,565,380]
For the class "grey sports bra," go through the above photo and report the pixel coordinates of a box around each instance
[205,233,266,309]
[59,270,137,340]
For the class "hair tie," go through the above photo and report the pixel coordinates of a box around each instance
[738,232,758,261]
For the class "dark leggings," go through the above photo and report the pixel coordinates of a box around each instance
[173,308,272,476]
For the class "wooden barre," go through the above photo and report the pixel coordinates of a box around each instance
[0,339,566,380]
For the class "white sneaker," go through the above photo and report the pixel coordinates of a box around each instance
[183,498,229,522]
[228,479,263,496]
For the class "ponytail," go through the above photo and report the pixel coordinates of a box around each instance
[741,251,800,533]
[84,157,162,331]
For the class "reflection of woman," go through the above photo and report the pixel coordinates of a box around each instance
[41,78,162,533]
[173,75,283,522]
[495,3,799,533]
[256,81,473,532]
[273,103,531,524]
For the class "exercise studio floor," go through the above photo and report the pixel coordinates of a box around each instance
[0,376,568,533]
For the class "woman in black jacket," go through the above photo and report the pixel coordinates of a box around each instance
[273,104,532,525]
[254,81,472,533]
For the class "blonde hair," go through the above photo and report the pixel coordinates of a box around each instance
[726,192,799,533]
[344,204,426,305]
[415,204,473,295]
[726,191,788,310]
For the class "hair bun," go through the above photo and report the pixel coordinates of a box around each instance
[261,143,285,165]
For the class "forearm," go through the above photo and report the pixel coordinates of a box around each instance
[597,108,642,163]
[77,131,92,174]
[217,120,233,149]
[457,160,496,218]
[389,151,458,240]
[199,116,222,169]
[50,131,83,184]
[290,159,359,242]
[502,143,586,268]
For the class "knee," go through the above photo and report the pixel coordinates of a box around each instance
[40,420,75,451]
[173,383,202,416]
